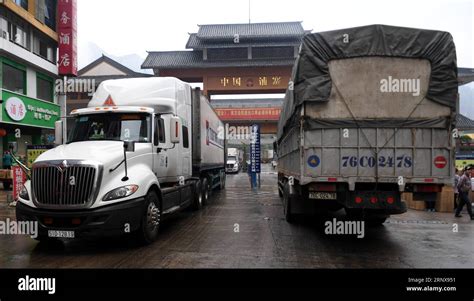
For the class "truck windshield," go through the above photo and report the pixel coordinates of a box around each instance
[68,113,151,143]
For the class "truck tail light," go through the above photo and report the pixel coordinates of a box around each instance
[386,196,395,204]
[355,196,363,204]
[370,197,378,204]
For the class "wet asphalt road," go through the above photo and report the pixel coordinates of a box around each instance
[0,165,473,268]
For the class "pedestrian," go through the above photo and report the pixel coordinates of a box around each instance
[2,151,12,170]
[455,168,473,220]
[454,168,460,210]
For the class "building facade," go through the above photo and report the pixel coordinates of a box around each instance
[0,0,60,163]
[142,22,308,136]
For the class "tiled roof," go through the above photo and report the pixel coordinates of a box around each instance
[186,33,303,49]
[457,114,474,130]
[142,51,296,69]
[196,22,305,41]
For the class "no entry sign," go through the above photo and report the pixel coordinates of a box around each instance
[434,156,447,169]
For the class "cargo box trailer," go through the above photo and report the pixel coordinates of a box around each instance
[277,25,458,224]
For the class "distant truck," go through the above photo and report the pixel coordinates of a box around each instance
[16,77,226,244]
[277,25,458,224]
[226,148,241,173]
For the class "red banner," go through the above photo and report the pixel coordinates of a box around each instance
[58,0,78,76]
[12,166,26,201]
[215,108,281,121]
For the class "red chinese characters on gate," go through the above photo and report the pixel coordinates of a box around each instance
[58,0,77,76]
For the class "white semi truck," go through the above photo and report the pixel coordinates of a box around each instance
[16,77,226,244]
[226,148,241,173]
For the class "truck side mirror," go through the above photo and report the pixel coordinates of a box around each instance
[124,141,135,152]
[55,120,63,145]
[170,116,181,144]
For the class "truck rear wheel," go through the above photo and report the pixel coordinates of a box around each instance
[218,173,226,190]
[283,182,295,223]
[202,178,210,204]
[136,191,161,245]
[191,180,203,211]
[278,183,283,198]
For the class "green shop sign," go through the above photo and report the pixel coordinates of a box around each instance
[1,90,60,129]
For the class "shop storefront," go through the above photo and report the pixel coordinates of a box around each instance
[0,89,59,166]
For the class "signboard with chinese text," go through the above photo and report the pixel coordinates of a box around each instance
[208,75,290,92]
[215,108,281,121]
[250,124,261,173]
[12,166,26,201]
[1,90,60,129]
[58,0,78,76]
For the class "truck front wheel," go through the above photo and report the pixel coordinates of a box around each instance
[191,180,203,211]
[136,191,161,244]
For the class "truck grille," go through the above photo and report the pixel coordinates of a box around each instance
[32,161,100,208]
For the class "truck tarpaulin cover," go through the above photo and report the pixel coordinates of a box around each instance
[278,24,458,140]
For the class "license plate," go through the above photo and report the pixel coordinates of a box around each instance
[309,192,337,200]
[48,230,75,239]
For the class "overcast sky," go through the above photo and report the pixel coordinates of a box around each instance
[77,0,473,67]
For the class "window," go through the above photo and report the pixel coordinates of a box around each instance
[182,126,189,148]
[35,0,46,23]
[69,114,151,144]
[8,23,28,48]
[154,117,165,146]
[35,0,56,30]
[14,0,28,10]
[34,36,56,62]
[37,75,53,102]
[207,48,247,60]
[252,47,294,59]
[3,63,25,94]
[44,0,56,30]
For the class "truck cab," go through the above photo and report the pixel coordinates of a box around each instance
[16,77,225,244]
[226,148,240,173]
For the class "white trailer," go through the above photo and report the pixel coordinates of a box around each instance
[16,77,226,244]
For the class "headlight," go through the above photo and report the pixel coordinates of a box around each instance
[103,185,139,202]
[19,185,29,201]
